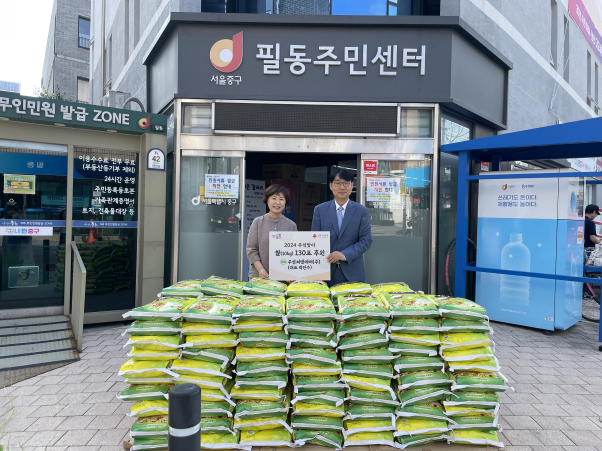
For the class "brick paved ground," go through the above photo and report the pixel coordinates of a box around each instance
[0,319,601,450]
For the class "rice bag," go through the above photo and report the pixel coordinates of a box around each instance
[330,282,373,298]
[125,377,174,385]
[293,430,343,450]
[235,397,289,420]
[118,385,170,402]
[244,278,287,296]
[235,374,288,389]
[292,362,342,376]
[123,297,194,321]
[386,294,440,318]
[449,414,499,431]
[291,416,344,432]
[239,427,292,447]
[343,375,395,399]
[182,333,239,349]
[435,298,488,321]
[397,371,452,391]
[118,360,177,379]
[389,332,440,346]
[389,318,440,334]
[448,430,503,447]
[232,319,284,333]
[288,334,338,349]
[180,348,234,369]
[444,405,498,417]
[130,415,169,438]
[287,347,339,366]
[337,295,389,320]
[233,295,286,321]
[181,322,232,335]
[393,356,445,373]
[124,321,181,336]
[441,345,495,362]
[345,404,396,421]
[201,386,237,407]
[201,276,245,298]
[174,372,233,398]
[448,357,501,373]
[439,318,492,334]
[233,414,292,433]
[394,417,449,437]
[343,431,396,447]
[125,335,182,351]
[239,331,288,348]
[371,283,413,295]
[396,401,448,422]
[343,419,397,438]
[396,432,448,449]
[181,296,239,324]
[338,333,389,351]
[287,281,330,298]
[286,296,337,320]
[342,363,394,380]
[128,400,169,417]
[291,390,345,407]
[201,417,235,435]
[202,400,235,418]
[388,341,438,357]
[439,332,491,352]
[292,401,346,417]
[342,348,395,364]
[337,318,387,339]
[443,392,500,409]
[170,359,232,379]
[234,360,289,377]
[230,386,285,402]
[233,344,286,363]
[346,389,398,408]
[200,432,241,450]
[397,387,453,408]
[286,320,335,337]
[294,375,348,393]
[131,437,169,451]
[128,348,180,361]
[160,279,204,296]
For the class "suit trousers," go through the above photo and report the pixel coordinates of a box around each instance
[328,265,348,287]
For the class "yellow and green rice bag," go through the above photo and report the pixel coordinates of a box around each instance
[286,319,335,337]
[448,357,501,373]
[126,335,181,351]
[289,333,337,349]
[160,279,204,297]
[233,414,291,433]
[441,345,495,362]
[233,295,286,321]
[443,392,500,410]
[397,387,453,408]
[200,432,239,449]
[371,283,413,295]
[201,387,236,407]
[128,400,169,417]
[388,341,438,357]
[118,360,177,379]
[395,401,448,422]
[389,317,440,334]
[397,371,452,391]
[435,298,488,321]
[232,319,284,333]
[394,417,448,437]
[287,281,330,298]
[201,276,245,298]
[343,431,395,447]
[234,360,289,377]
[239,331,288,348]
[244,278,287,296]
[330,282,373,298]
[439,332,491,352]
[444,405,498,417]
[124,320,181,336]
[127,347,179,361]
[343,363,394,380]
[293,430,343,450]
[439,318,492,333]
[343,419,397,438]
[294,375,347,393]
[230,386,285,402]
[235,397,289,420]
[341,348,395,364]
[180,347,233,369]
[239,427,292,447]
[337,318,387,339]
[291,390,345,407]
[393,355,445,373]
[181,322,231,335]
[123,297,194,321]
[117,385,170,402]
[291,362,342,376]
[201,417,235,435]
[182,333,238,349]
[291,416,344,432]
[343,374,395,399]
[286,296,337,320]
[449,414,499,431]
[390,332,440,346]
[235,374,288,389]
[181,296,239,324]
[345,403,396,421]
[287,347,339,366]
[131,437,169,450]
[233,344,286,364]
[202,400,235,418]
[346,388,399,407]
[386,293,440,318]
[338,333,389,350]
[292,401,346,417]
[396,432,448,449]
[337,294,389,321]
[449,371,508,393]
[449,430,503,447]
[170,359,232,379]
[130,415,168,438]
[174,372,233,398]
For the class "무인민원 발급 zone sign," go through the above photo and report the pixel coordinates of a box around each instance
[269,231,330,281]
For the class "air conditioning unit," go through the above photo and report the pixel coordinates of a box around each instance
[102,90,131,109]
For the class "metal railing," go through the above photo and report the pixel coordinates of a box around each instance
[71,242,87,352]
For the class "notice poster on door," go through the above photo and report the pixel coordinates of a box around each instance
[366,177,401,202]
[269,231,330,281]
[243,180,265,280]
[205,174,240,199]
[4,174,36,194]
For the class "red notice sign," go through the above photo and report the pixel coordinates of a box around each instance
[363,160,378,174]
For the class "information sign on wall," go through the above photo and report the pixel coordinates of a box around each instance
[269,231,330,281]
[205,174,240,199]
[4,174,35,194]
[366,177,401,202]
[363,160,378,174]
[243,180,266,280]
[147,148,166,171]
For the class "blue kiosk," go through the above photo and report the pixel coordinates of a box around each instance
[441,116,602,347]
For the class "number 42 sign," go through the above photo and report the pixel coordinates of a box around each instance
[147,148,165,171]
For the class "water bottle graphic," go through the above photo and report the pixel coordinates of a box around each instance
[500,233,531,306]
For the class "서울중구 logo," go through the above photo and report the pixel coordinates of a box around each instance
[138,117,150,129]
[210,32,243,73]
[502,184,507,190]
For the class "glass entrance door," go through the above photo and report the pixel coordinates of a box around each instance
[362,157,432,292]
[178,153,244,281]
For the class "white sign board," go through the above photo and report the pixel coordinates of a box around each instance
[0,227,53,236]
[243,180,266,280]
[147,148,166,171]
[205,174,240,199]
[269,231,331,281]
[366,177,401,202]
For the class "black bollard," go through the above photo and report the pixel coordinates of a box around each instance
[168,383,201,451]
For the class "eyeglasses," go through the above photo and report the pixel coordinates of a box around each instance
[332,181,352,188]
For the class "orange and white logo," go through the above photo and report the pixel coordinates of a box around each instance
[502,184,507,190]
[138,117,150,129]
[210,32,243,73]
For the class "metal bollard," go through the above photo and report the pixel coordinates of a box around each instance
[169,383,201,451]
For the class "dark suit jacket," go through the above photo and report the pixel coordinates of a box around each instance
[311,200,373,282]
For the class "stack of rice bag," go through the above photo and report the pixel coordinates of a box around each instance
[230,279,293,449]
[286,281,346,451]
[334,283,398,448]
[119,289,201,451]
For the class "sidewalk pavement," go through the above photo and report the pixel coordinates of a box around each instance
[0,319,601,451]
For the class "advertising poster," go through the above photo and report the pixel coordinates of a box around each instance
[269,231,330,281]
[366,177,401,202]
[205,174,240,199]
[0,227,53,236]
[4,174,36,194]
[569,0,602,62]
[243,180,266,280]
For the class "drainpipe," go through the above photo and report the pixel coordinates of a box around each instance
[100,0,106,104]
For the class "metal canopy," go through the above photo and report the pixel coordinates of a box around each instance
[441,116,602,162]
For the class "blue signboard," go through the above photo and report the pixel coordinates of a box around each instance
[72,221,138,228]
[0,152,67,176]
[0,219,66,227]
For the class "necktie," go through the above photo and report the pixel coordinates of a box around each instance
[337,206,344,229]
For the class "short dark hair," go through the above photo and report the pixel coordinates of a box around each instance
[585,204,600,214]
[264,184,290,205]
[328,167,354,184]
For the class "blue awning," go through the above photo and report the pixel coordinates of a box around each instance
[441,116,602,162]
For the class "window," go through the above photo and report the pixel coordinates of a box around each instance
[201,0,238,13]
[587,51,592,108]
[182,105,212,134]
[78,17,90,48]
[77,78,89,103]
[400,109,433,138]
[551,0,557,67]
[332,0,439,16]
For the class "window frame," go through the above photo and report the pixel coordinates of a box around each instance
[77,77,90,104]
[78,16,90,49]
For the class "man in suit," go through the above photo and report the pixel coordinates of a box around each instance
[311,168,373,286]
